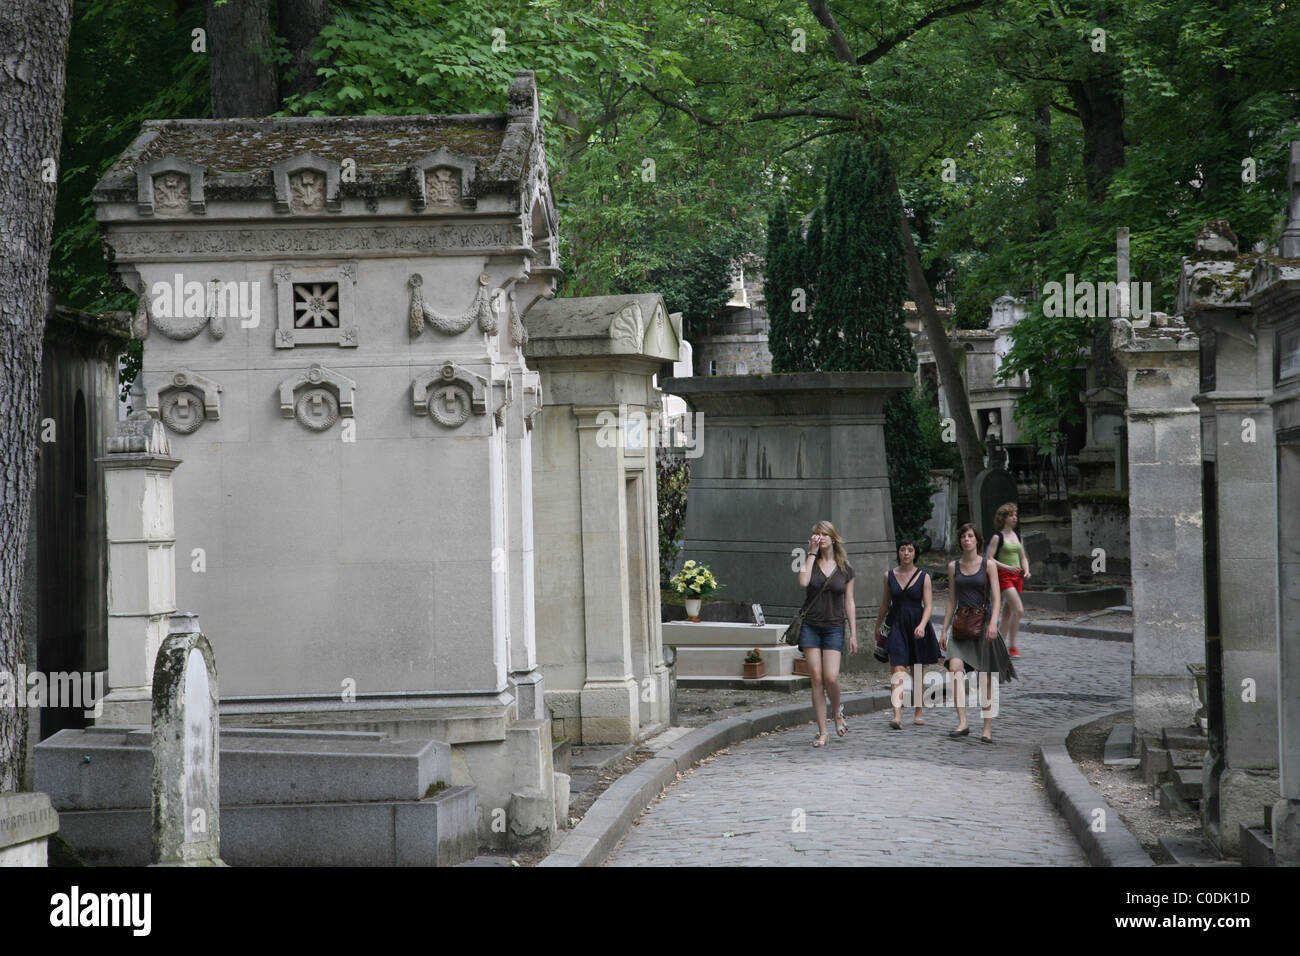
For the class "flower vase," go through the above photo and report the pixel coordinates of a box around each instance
[684,597,702,621]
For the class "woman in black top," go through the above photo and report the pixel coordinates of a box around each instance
[796,520,858,747]
[874,539,941,730]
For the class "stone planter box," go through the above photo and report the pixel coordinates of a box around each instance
[793,656,810,676]
[743,661,766,679]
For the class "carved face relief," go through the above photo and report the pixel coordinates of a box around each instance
[429,384,471,428]
[290,170,326,213]
[153,172,191,216]
[426,167,460,207]
[295,387,339,431]
[159,388,206,434]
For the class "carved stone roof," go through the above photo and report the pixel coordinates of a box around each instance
[524,293,681,361]
[93,71,546,208]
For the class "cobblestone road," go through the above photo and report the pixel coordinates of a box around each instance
[606,630,1132,866]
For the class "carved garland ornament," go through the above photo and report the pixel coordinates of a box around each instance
[408,272,497,337]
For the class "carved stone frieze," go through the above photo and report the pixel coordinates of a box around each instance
[105,224,516,261]
[408,272,497,337]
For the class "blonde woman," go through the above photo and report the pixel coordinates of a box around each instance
[985,503,1030,658]
[939,523,1015,742]
[797,521,858,747]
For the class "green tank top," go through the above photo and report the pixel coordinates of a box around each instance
[995,534,1022,566]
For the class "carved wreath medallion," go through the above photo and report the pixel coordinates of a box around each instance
[159,388,206,434]
[295,386,340,431]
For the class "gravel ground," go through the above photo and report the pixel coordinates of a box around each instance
[1065,709,1203,865]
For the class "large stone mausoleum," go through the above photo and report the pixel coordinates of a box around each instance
[36,72,678,862]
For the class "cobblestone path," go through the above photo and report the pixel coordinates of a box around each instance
[606,631,1132,865]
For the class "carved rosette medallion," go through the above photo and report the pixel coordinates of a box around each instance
[295,387,340,431]
[153,172,191,216]
[159,388,206,433]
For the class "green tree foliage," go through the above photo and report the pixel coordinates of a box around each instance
[656,448,690,586]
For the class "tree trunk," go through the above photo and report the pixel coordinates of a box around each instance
[277,0,331,101]
[208,0,279,117]
[0,0,73,792]
[808,0,986,507]
[1067,73,1124,202]
[889,167,986,502]
[1035,100,1053,237]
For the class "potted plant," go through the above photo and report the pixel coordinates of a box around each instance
[669,560,721,621]
[792,653,810,676]
[743,648,765,680]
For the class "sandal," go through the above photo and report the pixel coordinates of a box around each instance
[812,733,828,748]
[889,720,902,730]
[836,717,848,737]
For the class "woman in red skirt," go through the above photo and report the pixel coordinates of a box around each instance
[986,503,1030,658]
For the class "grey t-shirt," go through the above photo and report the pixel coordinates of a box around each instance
[804,562,855,626]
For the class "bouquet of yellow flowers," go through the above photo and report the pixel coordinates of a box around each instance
[669,559,721,598]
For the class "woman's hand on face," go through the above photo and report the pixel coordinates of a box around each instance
[807,534,820,554]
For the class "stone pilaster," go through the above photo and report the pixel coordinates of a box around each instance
[1112,315,1204,734]
[96,412,180,726]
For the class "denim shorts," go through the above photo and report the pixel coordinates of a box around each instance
[799,621,845,653]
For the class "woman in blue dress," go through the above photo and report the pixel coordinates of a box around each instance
[873,540,941,729]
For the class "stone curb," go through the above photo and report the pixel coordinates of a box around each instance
[1023,622,1131,642]
[538,690,893,867]
[1039,709,1155,867]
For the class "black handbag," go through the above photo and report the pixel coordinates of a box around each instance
[782,565,835,646]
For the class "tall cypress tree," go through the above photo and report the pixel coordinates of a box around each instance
[813,139,934,543]
[764,197,799,373]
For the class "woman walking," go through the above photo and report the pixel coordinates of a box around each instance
[985,503,1030,658]
[873,540,940,730]
[940,523,1016,742]
[797,521,858,747]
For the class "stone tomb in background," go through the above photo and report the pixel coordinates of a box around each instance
[90,71,559,849]
[662,371,912,670]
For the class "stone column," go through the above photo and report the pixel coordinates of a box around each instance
[1183,226,1283,855]
[1112,315,1204,734]
[96,412,180,726]
[1246,243,1300,865]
